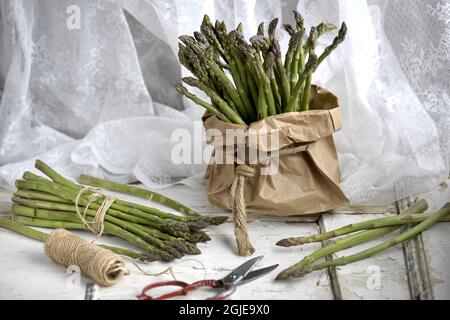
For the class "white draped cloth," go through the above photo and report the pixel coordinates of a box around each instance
[0,0,448,206]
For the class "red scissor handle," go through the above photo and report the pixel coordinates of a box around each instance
[137,279,220,300]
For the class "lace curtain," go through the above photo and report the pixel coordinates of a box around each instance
[0,0,448,205]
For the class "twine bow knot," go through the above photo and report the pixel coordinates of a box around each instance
[75,186,116,240]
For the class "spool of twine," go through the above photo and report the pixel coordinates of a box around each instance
[44,229,129,286]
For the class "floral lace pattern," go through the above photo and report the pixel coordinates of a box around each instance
[296,0,449,203]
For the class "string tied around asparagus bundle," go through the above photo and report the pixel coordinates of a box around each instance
[44,229,129,286]
[75,186,116,240]
[230,142,313,256]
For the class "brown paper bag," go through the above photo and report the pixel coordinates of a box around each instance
[203,85,349,255]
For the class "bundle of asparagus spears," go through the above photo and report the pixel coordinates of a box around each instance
[0,160,227,262]
[174,11,346,124]
[275,199,450,280]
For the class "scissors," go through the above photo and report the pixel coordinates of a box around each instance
[137,255,278,300]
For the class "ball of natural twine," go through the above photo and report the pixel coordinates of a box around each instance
[44,229,128,286]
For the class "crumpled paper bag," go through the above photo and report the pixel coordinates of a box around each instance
[203,85,348,216]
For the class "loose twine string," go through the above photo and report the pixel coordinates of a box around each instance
[131,258,207,281]
[44,187,129,286]
[230,143,312,256]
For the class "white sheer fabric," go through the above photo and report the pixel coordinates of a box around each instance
[296,0,449,203]
[0,0,448,205]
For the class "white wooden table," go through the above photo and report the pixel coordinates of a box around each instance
[0,180,448,300]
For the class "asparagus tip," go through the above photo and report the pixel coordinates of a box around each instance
[283,24,295,36]
[268,17,279,34]
[275,238,294,247]
[292,10,304,30]
[187,220,210,231]
[182,76,199,87]
[208,216,229,226]
[257,21,265,36]
[275,271,290,281]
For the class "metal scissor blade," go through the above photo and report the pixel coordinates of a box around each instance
[221,255,264,286]
[238,264,279,285]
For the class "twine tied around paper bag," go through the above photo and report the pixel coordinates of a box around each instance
[230,164,256,256]
[75,186,116,240]
[230,143,312,256]
[44,229,129,286]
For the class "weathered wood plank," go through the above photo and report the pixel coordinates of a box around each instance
[415,179,450,299]
[397,196,434,300]
[318,217,342,299]
[320,213,410,300]
[330,205,396,215]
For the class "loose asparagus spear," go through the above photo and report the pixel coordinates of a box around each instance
[277,202,441,246]
[277,227,401,280]
[296,204,450,278]
[276,199,428,280]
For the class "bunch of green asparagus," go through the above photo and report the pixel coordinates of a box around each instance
[0,160,228,262]
[174,11,347,125]
[275,199,450,280]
